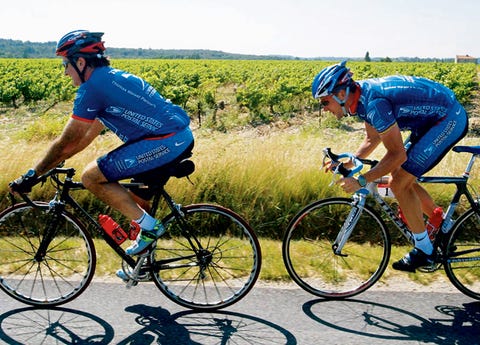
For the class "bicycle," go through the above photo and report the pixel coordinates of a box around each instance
[0,154,262,310]
[282,145,480,300]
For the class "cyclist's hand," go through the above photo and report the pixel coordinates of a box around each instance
[322,160,338,173]
[336,177,361,193]
[9,169,39,193]
[323,158,354,173]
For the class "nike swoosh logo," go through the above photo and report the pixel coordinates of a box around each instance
[175,141,185,146]
[456,107,462,115]
[87,108,98,112]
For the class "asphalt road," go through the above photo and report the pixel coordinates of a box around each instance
[0,278,478,344]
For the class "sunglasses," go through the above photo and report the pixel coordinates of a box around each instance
[320,99,330,107]
[62,60,70,69]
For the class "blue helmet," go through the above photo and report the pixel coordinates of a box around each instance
[311,61,354,99]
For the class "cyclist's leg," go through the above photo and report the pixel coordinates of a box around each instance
[95,128,194,184]
[87,127,194,255]
[82,163,144,220]
[129,191,152,214]
[402,106,468,177]
[413,182,437,218]
[397,182,436,227]
[403,103,468,221]
[391,168,428,236]
[82,161,164,256]
[87,128,193,215]
[392,104,468,272]
[391,168,436,271]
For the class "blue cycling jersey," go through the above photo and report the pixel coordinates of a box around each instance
[356,76,457,134]
[355,75,467,177]
[72,67,190,143]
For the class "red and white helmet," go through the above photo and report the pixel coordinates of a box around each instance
[56,30,106,58]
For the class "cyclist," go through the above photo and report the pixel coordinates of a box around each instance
[313,61,468,272]
[9,30,194,263]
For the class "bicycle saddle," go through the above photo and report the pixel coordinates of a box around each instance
[453,146,480,155]
[130,143,195,188]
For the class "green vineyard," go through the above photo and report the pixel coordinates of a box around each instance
[0,59,477,129]
[0,59,479,240]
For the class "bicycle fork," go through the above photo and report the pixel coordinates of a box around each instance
[332,191,368,256]
[35,201,65,262]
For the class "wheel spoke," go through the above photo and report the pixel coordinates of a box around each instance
[444,208,480,300]
[0,204,96,306]
[150,204,261,310]
[282,197,390,299]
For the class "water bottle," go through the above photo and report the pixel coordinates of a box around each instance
[128,221,141,240]
[426,207,443,241]
[98,214,128,245]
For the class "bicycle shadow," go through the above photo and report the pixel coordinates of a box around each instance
[121,304,297,344]
[0,304,296,345]
[302,298,479,344]
[0,306,115,344]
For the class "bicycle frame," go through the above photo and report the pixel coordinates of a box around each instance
[16,167,137,269]
[283,145,480,300]
[331,146,480,256]
[121,181,206,268]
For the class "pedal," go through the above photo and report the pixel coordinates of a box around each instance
[418,262,442,273]
[119,254,152,286]
[126,279,139,289]
[418,248,443,273]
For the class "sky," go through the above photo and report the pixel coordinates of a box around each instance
[1,0,479,59]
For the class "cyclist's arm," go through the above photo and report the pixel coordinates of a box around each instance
[363,123,407,182]
[338,123,381,170]
[354,123,382,159]
[337,123,406,193]
[34,118,104,175]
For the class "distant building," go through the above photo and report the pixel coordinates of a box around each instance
[455,54,477,64]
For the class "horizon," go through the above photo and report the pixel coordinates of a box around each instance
[0,37,467,60]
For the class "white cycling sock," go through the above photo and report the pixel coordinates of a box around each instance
[414,230,433,255]
[135,211,157,231]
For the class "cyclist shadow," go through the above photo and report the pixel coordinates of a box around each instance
[303,298,479,344]
[118,304,199,345]
[0,304,296,344]
[121,304,297,344]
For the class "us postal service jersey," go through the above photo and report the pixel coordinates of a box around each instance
[356,76,457,135]
[72,67,190,143]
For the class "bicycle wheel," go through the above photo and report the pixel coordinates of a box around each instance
[149,204,261,310]
[283,197,390,299]
[443,208,480,300]
[0,202,96,306]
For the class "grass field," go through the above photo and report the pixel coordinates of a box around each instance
[1,101,480,287]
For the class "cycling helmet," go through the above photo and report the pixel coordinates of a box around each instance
[311,61,354,99]
[56,30,105,58]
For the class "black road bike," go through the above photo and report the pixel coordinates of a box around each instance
[0,157,261,310]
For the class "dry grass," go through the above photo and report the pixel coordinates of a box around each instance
[1,107,479,287]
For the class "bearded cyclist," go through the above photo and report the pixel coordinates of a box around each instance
[312,61,468,272]
[9,30,195,277]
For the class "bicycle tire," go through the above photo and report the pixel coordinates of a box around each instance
[282,197,391,299]
[0,202,96,306]
[149,204,261,310]
[443,207,480,300]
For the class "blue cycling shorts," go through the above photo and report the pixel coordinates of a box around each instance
[402,103,468,177]
[97,127,194,182]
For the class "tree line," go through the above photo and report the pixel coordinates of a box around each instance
[0,38,455,62]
